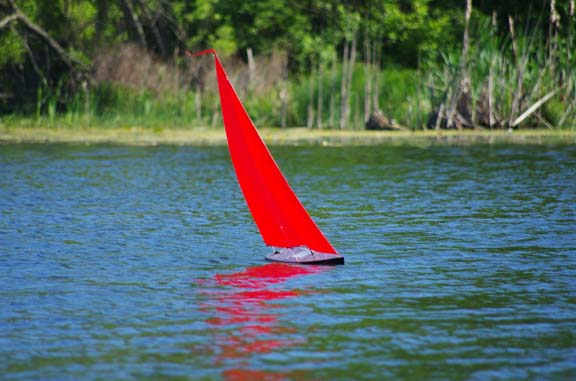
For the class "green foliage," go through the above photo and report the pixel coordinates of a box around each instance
[378,67,420,125]
[1,0,575,129]
[66,1,97,48]
[82,82,216,128]
[0,28,25,68]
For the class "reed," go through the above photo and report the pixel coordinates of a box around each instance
[425,1,575,130]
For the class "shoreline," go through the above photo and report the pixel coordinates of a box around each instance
[1,126,575,146]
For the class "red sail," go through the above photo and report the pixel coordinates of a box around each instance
[193,50,337,255]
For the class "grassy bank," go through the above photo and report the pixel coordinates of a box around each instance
[2,123,574,146]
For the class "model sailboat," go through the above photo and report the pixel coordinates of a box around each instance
[187,50,344,265]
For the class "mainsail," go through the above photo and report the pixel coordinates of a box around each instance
[188,50,343,264]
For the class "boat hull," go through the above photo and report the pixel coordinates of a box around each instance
[265,246,345,265]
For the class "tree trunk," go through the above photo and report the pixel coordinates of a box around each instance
[340,35,357,129]
[280,56,288,128]
[345,35,357,128]
[134,0,166,56]
[0,13,19,29]
[446,0,472,129]
[339,41,349,129]
[507,16,523,127]
[329,54,337,128]
[372,39,382,111]
[307,57,315,129]
[364,33,372,122]
[119,0,147,48]
[317,55,324,129]
[247,48,255,90]
[548,0,560,76]
[488,12,497,128]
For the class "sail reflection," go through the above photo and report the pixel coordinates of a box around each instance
[201,262,325,380]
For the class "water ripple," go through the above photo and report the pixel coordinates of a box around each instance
[1,143,575,380]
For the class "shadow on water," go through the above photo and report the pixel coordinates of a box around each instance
[197,263,329,380]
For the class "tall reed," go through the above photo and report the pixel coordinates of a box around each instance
[425,2,575,129]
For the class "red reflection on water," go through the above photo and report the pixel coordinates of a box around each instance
[201,262,325,380]
[214,263,322,288]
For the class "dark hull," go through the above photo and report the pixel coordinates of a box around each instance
[265,246,345,265]
[265,256,345,265]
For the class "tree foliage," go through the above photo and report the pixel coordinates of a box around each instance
[0,0,571,114]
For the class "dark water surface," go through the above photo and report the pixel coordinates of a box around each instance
[1,142,575,380]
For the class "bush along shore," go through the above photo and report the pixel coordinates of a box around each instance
[1,1,574,131]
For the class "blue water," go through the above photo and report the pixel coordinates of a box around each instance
[1,143,575,380]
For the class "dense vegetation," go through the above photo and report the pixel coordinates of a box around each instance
[1,0,574,129]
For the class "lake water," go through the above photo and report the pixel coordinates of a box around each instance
[1,142,575,380]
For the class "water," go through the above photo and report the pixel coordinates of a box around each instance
[1,142,575,381]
